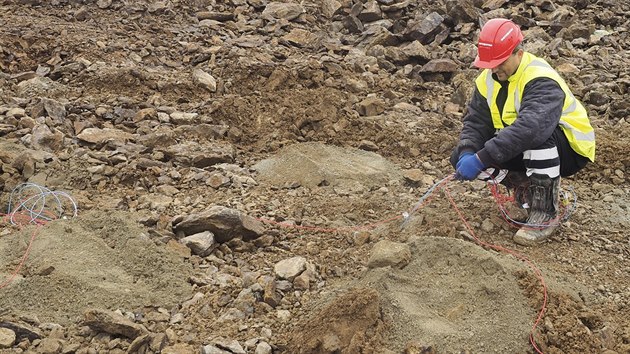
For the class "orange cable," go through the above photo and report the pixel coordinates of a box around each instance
[0,215,43,290]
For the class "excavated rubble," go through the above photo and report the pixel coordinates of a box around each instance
[0,0,629,353]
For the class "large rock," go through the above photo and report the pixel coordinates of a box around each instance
[172,206,265,242]
[320,0,341,18]
[420,58,460,73]
[262,2,304,20]
[180,231,217,257]
[193,68,217,92]
[83,308,148,339]
[30,98,66,121]
[367,240,411,269]
[76,127,134,145]
[30,124,65,151]
[253,142,402,189]
[161,141,235,168]
[274,256,307,280]
[404,12,445,44]
[0,327,16,349]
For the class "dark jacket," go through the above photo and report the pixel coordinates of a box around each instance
[452,76,565,168]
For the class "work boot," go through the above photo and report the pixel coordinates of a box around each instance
[501,171,531,208]
[513,174,560,246]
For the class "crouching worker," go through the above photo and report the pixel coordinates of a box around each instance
[450,18,595,246]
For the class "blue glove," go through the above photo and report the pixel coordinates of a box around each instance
[455,153,484,180]
[456,152,475,171]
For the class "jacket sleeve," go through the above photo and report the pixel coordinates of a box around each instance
[453,87,495,159]
[476,78,565,167]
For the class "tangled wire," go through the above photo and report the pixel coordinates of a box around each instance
[5,182,78,226]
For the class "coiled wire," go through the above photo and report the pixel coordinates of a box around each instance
[6,183,78,226]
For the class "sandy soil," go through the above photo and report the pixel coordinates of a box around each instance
[0,1,628,353]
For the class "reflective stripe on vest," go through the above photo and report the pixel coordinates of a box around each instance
[475,52,595,161]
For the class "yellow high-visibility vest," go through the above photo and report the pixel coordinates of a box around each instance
[475,52,595,161]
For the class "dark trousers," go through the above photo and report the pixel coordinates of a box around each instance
[497,127,589,177]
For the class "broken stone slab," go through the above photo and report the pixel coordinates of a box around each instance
[36,337,62,354]
[169,111,199,125]
[206,172,231,189]
[343,15,364,34]
[201,344,232,354]
[281,28,320,48]
[253,142,402,189]
[147,1,169,13]
[420,58,460,73]
[233,288,256,316]
[356,96,386,116]
[404,11,445,44]
[402,169,424,184]
[193,69,217,92]
[274,256,307,280]
[76,127,134,145]
[150,332,168,352]
[83,308,148,339]
[133,107,157,123]
[172,206,265,243]
[343,0,359,16]
[227,35,266,48]
[161,141,235,168]
[138,193,173,210]
[320,0,341,18]
[29,124,65,152]
[180,231,217,257]
[172,124,229,140]
[9,71,37,82]
[262,2,304,21]
[30,98,66,121]
[367,240,411,269]
[401,41,431,61]
[447,0,480,24]
[210,337,246,354]
[6,107,26,118]
[0,123,17,135]
[196,11,235,21]
[16,76,65,97]
[358,0,383,22]
[358,140,379,151]
[260,276,282,308]
[365,26,399,47]
[127,333,151,354]
[386,46,412,64]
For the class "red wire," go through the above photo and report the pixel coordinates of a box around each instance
[0,214,43,290]
[488,183,569,230]
[1,180,549,353]
[257,177,549,353]
[255,214,403,233]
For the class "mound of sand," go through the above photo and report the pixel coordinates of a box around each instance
[0,210,192,325]
[290,236,536,353]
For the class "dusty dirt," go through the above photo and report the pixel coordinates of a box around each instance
[0,0,629,354]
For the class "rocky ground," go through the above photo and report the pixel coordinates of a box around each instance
[0,0,628,353]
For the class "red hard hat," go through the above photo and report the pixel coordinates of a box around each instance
[473,19,523,69]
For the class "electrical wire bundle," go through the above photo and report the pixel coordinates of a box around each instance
[5,182,78,226]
